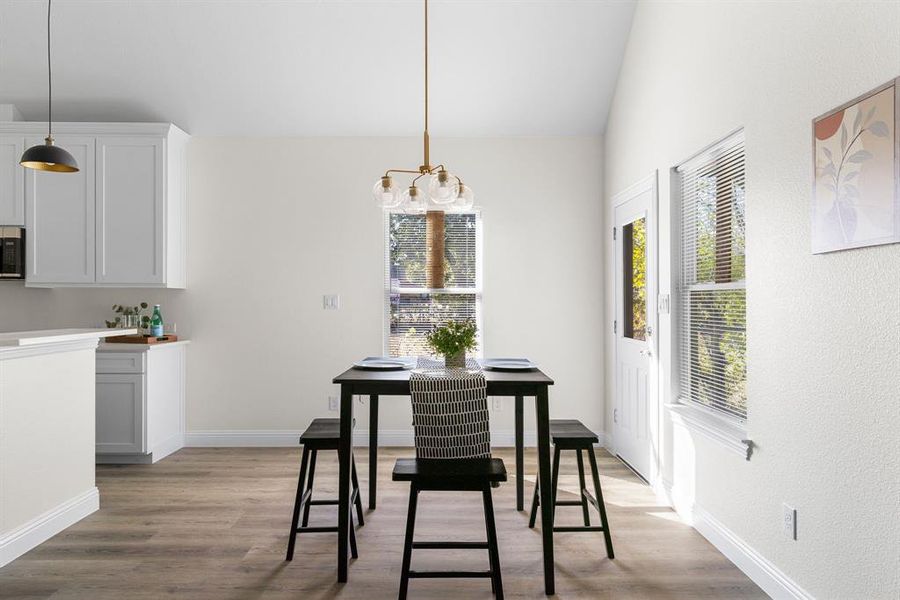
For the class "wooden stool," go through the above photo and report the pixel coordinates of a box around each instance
[286,418,365,561]
[528,419,614,559]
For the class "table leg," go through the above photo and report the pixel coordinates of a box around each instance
[535,385,555,595]
[368,394,379,510]
[337,384,354,583]
[515,394,524,511]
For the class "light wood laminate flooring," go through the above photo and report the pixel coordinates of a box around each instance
[0,447,765,599]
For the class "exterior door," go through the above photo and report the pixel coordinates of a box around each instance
[613,176,658,481]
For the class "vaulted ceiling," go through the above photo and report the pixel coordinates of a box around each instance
[0,0,635,136]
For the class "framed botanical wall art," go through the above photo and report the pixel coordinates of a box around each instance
[812,78,899,253]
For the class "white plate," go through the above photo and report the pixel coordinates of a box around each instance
[480,358,537,371]
[353,356,416,371]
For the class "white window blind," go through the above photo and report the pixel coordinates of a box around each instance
[677,130,747,420]
[385,212,482,357]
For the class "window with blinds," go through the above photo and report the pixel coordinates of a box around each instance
[385,211,482,357]
[677,130,747,420]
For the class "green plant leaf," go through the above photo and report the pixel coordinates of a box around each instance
[424,319,478,356]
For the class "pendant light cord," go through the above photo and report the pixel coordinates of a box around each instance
[46,0,53,138]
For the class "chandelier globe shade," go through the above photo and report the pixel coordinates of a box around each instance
[400,185,427,214]
[451,183,475,211]
[427,170,459,204]
[373,176,402,209]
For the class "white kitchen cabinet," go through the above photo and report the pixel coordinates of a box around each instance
[96,136,165,285]
[0,122,189,288]
[95,341,187,464]
[96,373,145,455]
[0,136,24,225]
[24,136,96,284]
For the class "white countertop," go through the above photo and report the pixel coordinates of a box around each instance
[0,328,138,347]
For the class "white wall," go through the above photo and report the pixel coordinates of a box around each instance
[0,136,605,442]
[604,2,899,599]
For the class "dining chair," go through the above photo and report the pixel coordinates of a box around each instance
[393,368,506,599]
[285,418,365,561]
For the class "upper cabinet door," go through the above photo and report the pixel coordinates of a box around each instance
[0,136,25,225]
[25,136,96,284]
[96,137,165,285]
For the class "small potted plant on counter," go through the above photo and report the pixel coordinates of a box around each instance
[425,319,478,369]
[106,302,151,333]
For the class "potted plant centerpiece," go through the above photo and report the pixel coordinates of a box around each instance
[425,319,478,369]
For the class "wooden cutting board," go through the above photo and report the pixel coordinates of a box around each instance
[105,334,179,344]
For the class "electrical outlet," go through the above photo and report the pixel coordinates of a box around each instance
[492,398,502,411]
[323,294,341,310]
[782,504,797,540]
[328,396,338,412]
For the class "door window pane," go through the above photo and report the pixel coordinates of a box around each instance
[623,217,647,340]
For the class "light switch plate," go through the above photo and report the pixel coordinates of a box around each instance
[323,294,341,310]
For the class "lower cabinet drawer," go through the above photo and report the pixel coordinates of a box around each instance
[97,352,146,374]
[96,373,146,455]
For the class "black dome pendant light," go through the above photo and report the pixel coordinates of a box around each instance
[20,0,78,173]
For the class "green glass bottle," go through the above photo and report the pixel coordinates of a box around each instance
[150,305,164,337]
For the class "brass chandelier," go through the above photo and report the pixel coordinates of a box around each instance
[372,0,473,213]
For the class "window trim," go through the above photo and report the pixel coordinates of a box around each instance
[382,210,484,358]
[667,402,748,458]
[672,128,749,452]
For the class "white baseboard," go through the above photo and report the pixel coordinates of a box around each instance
[96,433,185,465]
[151,432,185,462]
[185,429,410,447]
[0,487,99,568]
[691,504,813,600]
[184,429,607,449]
[96,453,153,465]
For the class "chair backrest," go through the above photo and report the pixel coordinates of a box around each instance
[409,368,490,460]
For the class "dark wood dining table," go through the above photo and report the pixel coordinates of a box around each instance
[332,365,558,595]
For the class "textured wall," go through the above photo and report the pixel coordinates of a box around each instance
[604,1,900,598]
[0,136,605,441]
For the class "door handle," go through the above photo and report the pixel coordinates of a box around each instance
[613,408,618,424]
[640,349,652,357]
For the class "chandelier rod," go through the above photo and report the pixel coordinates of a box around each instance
[422,0,430,171]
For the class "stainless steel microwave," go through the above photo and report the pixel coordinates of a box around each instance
[1,227,25,279]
